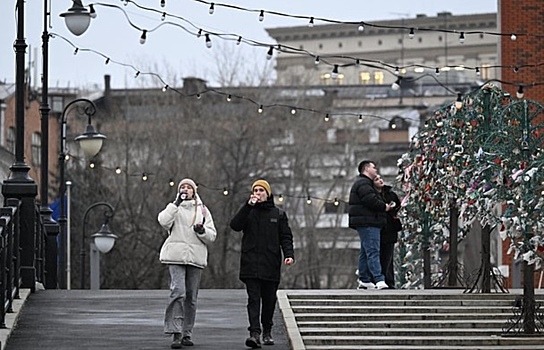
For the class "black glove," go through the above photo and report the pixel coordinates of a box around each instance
[174,192,187,206]
[193,223,205,234]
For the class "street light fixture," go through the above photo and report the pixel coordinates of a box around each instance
[80,202,117,289]
[59,98,106,290]
[60,0,92,36]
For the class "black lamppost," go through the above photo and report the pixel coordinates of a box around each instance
[1,0,39,290]
[80,202,117,289]
[58,98,106,289]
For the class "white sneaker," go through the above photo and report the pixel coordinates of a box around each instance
[357,281,376,290]
[375,281,388,290]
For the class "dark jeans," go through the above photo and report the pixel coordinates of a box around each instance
[380,242,395,288]
[243,278,279,334]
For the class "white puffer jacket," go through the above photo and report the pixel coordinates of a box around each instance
[157,194,217,268]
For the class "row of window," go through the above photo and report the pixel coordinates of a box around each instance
[6,127,41,167]
[301,32,488,51]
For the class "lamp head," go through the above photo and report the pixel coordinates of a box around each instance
[74,124,106,158]
[91,223,118,253]
[60,0,92,36]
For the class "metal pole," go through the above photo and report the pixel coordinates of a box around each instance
[40,0,61,290]
[66,181,72,290]
[2,0,38,291]
[89,242,100,290]
[80,202,114,289]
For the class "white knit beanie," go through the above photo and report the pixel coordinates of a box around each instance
[178,178,197,193]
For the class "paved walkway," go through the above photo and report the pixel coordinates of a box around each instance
[3,289,290,350]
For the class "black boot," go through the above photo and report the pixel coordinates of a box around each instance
[262,330,274,345]
[245,331,262,349]
[171,333,182,349]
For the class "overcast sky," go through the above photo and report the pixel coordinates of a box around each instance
[0,0,497,90]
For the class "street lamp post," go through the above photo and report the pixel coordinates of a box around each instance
[1,0,39,290]
[58,98,106,289]
[80,202,117,289]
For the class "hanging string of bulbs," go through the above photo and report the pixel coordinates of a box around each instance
[87,0,544,84]
[66,152,347,206]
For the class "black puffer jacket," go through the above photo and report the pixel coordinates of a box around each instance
[230,195,295,282]
[348,174,387,229]
[380,185,402,244]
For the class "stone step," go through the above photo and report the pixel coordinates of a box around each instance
[287,291,533,301]
[299,327,504,337]
[295,312,513,321]
[288,298,521,306]
[292,305,513,314]
[297,319,508,328]
[304,345,544,350]
[301,335,544,346]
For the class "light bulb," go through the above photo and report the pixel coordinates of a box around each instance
[324,114,330,122]
[142,173,148,181]
[306,196,312,205]
[308,17,314,27]
[516,86,524,99]
[455,93,463,109]
[358,23,364,32]
[258,10,264,22]
[511,33,517,41]
[89,5,97,18]
[205,34,212,48]
[223,187,229,196]
[236,36,242,45]
[314,56,320,65]
[358,115,363,123]
[226,94,232,102]
[331,65,339,79]
[160,0,166,7]
[258,105,263,113]
[291,108,296,115]
[266,46,273,60]
[209,3,215,15]
[409,28,415,39]
[459,32,465,43]
[162,85,168,92]
[161,12,166,21]
[115,167,122,174]
[139,30,147,44]
[435,67,440,76]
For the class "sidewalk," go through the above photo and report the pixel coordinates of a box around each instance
[3,289,290,350]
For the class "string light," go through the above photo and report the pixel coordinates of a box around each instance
[331,65,339,79]
[308,17,314,27]
[89,4,97,18]
[205,33,212,48]
[357,22,364,32]
[258,105,263,113]
[459,32,465,43]
[236,36,242,45]
[266,46,274,60]
[391,77,401,91]
[169,178,175,187]
[314,56,320,65]
[142,173,148,181]
[454,93,463,109]
[290,108,296,115]
[306,195,312,205]
[73,48,78,55]
[324,114,330,122]
[196,93,202,99]
[516,86,524,99]
[358,114,363,123]
[161,12,166,21]
[105,58,110,65]
[435,67,440,76]
[278,194,284,202]
[258,10,264,22]
[223,187,229,196]
[511,33,517,41]
[475,67,480,76]
[334,198,339,206]
[197,29,202,38]
[209,3,214,14]
[160,0,165,7]
[134,71,140,78]
[409,28,415,39]
[89,162,95,169]
[162,85,168,92]
[115,167,122,174]
[226,94,232,102]
[139,30,147,44]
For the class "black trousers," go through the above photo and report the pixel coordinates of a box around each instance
[380,242,395,288]
[243,278,279,334]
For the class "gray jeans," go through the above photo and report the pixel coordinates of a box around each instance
[164,264,203,336]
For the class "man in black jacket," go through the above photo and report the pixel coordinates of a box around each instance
[230,179,295,348]
[348,160,392,290]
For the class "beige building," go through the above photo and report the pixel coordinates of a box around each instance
[266,12,498,87]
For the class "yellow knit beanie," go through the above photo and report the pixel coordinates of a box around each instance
[252,179,271,195]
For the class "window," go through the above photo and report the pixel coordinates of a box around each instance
[374,71,384,84]
[31,132,41,166]
[7,127,15,154]
[360,71,371,84]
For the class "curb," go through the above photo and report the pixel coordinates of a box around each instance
[0,288,31,350]
[277,290,305,350]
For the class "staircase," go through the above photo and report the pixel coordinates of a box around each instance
[277,289,544,350]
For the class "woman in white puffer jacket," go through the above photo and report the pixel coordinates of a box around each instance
[157,178,217,349]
